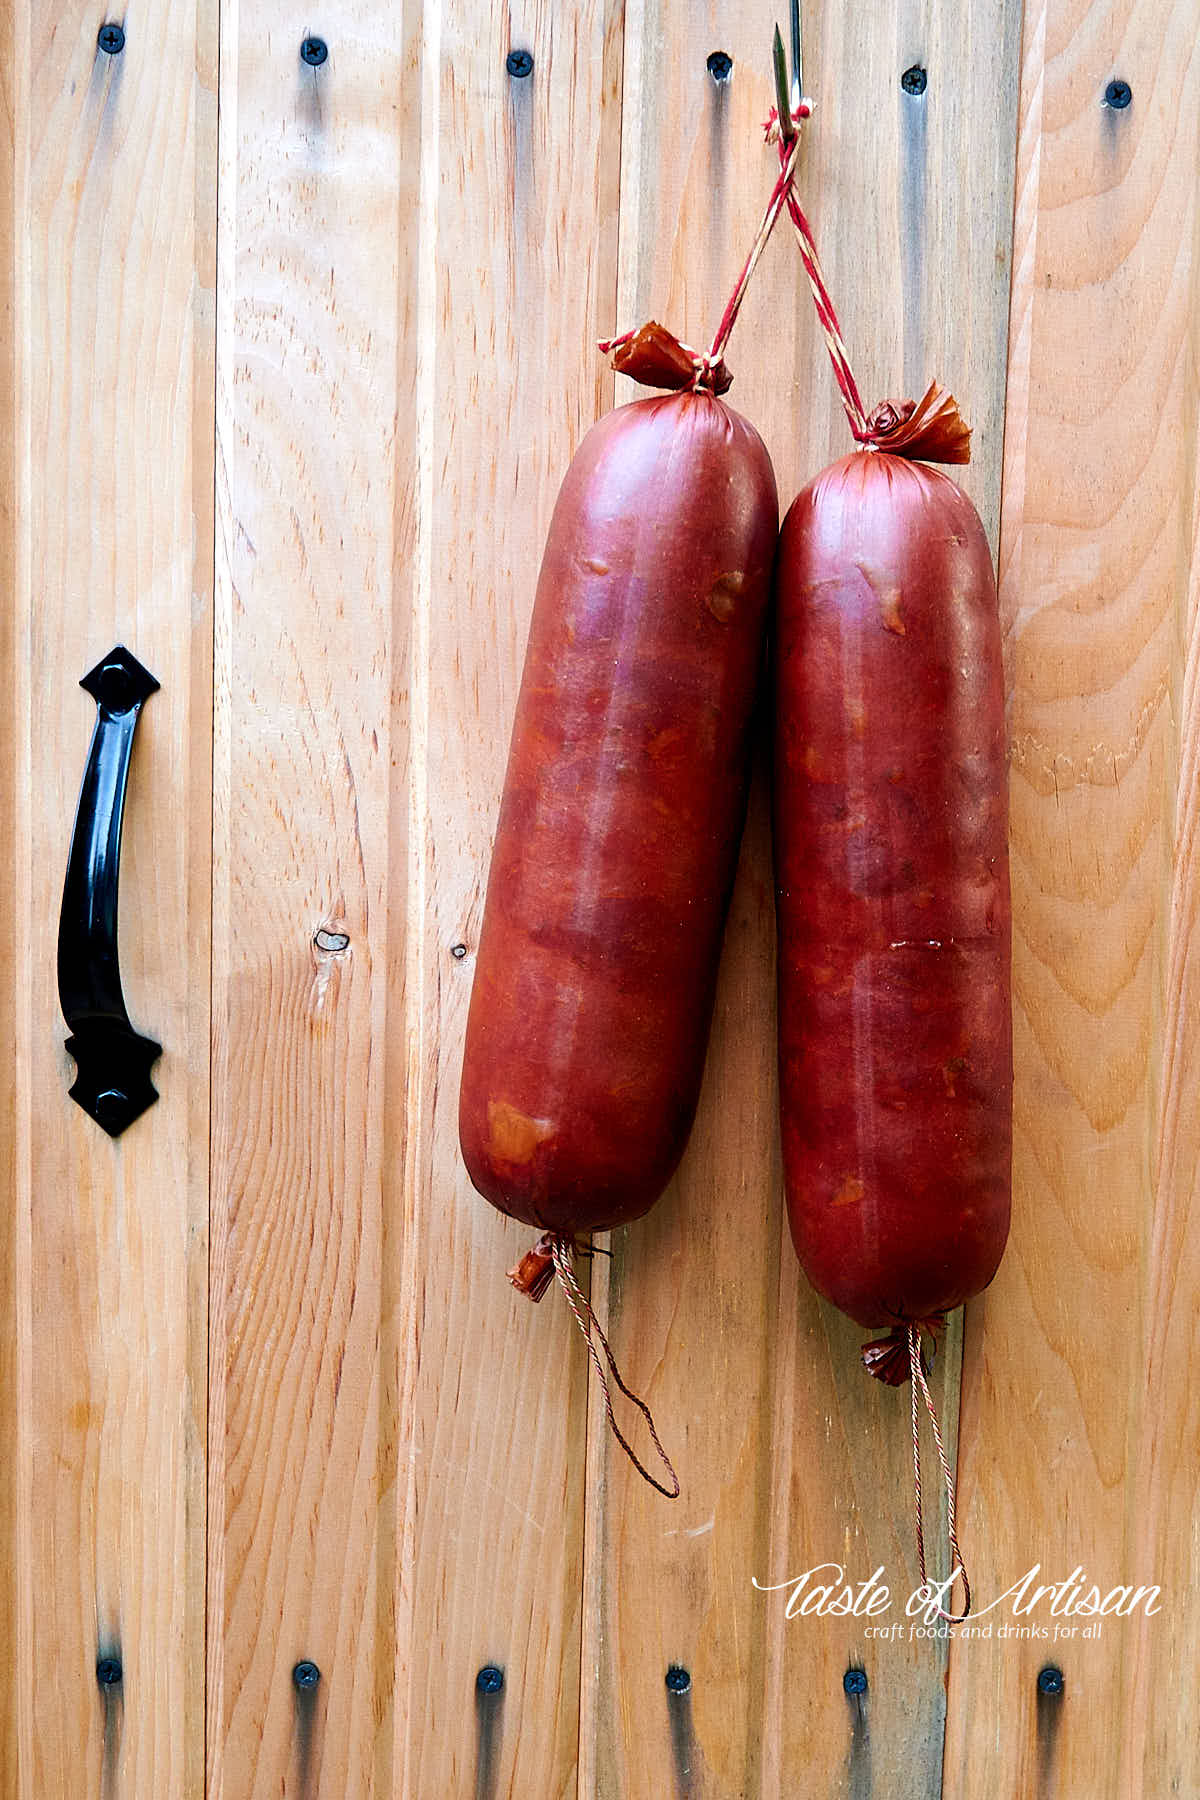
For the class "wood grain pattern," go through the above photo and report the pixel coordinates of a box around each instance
[0,2,23,1795]
[0,2,215,1795]
[395,2,624,1795]
[582,4,1022,1796]
[943,3,1200,1795]
[208,4,416,1794]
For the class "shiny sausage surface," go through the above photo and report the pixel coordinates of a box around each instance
[461,390,778,1235]
[774,451,1011,1330]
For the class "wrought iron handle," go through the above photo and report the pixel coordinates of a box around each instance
[58,646,161,1136]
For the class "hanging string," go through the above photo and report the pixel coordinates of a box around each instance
[908,1324,972,1623]
[551,1236,681,1499]
[599,103,812,394]
[766,105,869,439]
[700,107,809,376]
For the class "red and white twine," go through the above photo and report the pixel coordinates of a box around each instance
[765,104,870,439]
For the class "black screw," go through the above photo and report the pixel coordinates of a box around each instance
[1105,79,1131,109]
[844,1667,868,1696]
[300,37,328,67]
[95,1090,128,1126]
[506,49,533,79]
[97,22,125,55]
[96,1657,123,1687]
[707,51,733,82]
[901,65,928,95]
[292,1661,321,1690]
[451,943,468,959]
[1037,1665,1065,1696]
[97,662,136,712]
[665,1666,691,1694]
[476,1665,504,1694]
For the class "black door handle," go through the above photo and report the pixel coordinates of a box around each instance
[58,646,162,1136]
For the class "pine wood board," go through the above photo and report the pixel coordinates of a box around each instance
[0,2,215,1795]
[581,3,1023,1795]
[0,0,22,1791]
[394,2,624,1795]
[208,4,416,1793]
[942,2,1200,1794]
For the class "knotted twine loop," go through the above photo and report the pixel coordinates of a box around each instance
[908,1325,972,1623]
[599,101,812,393]
[550,1235,681,1499]
[698,101,810,378]
[766,104,869,440]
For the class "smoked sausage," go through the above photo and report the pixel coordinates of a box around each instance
[460,327,778,1243]
[773,406,1011,1364]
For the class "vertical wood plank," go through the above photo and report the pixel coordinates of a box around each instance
[0,0,24,1792]
[209,5,416,1794]
[2,1,215,1794]
[396,2,624,1794]
[582,4,1022,1795]
[943,2,1200,1793]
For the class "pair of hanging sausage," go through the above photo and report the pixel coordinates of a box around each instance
[459,106,1013,1545]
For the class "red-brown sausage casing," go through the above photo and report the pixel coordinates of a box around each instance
[460,391,778,1236]
[774,452,1012,1330]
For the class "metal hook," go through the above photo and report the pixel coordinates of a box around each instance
[790,0,803,110]
[773,25,793,139]
[773,0,803,141]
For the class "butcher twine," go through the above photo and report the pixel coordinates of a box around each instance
[909,1325,973,1622]
[551,1235,680,1499]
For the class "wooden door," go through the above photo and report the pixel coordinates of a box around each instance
[2,1,1198,1795]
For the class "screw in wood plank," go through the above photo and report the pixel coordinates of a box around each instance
[300,37,328,67]
[94,1090,129,1129]
[664,1666,691,1694]
[506,49,533,79]
[451,942,468,959]
[1104,80,1131,109]
[292,1661,321,1690]
[96,1656,123,1687]
[901,65,927,95]
[313,927,350,953]
[97,22,125,55]
[1037,1665,1064,1696]
[707,51,733,82]
[476,1665,504,1694]
[843,1666,868,1696]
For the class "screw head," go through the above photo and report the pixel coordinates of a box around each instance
[506,49,534,79]
[300,37,328,67]
[450,943,468,959]
[97,23,125,55]
[292,1660,321,1690]
[707,51,733,82]
[1105,79,1131,109]
[665,1665,691,1694]
[94,1090,129,1127]
[96,1657,123,1687]
[901,65,928,96]
[1037,1665,1065,1696]
[96,662,137,713]
[476,1664,504,1694]
[844,1667,868,1696]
